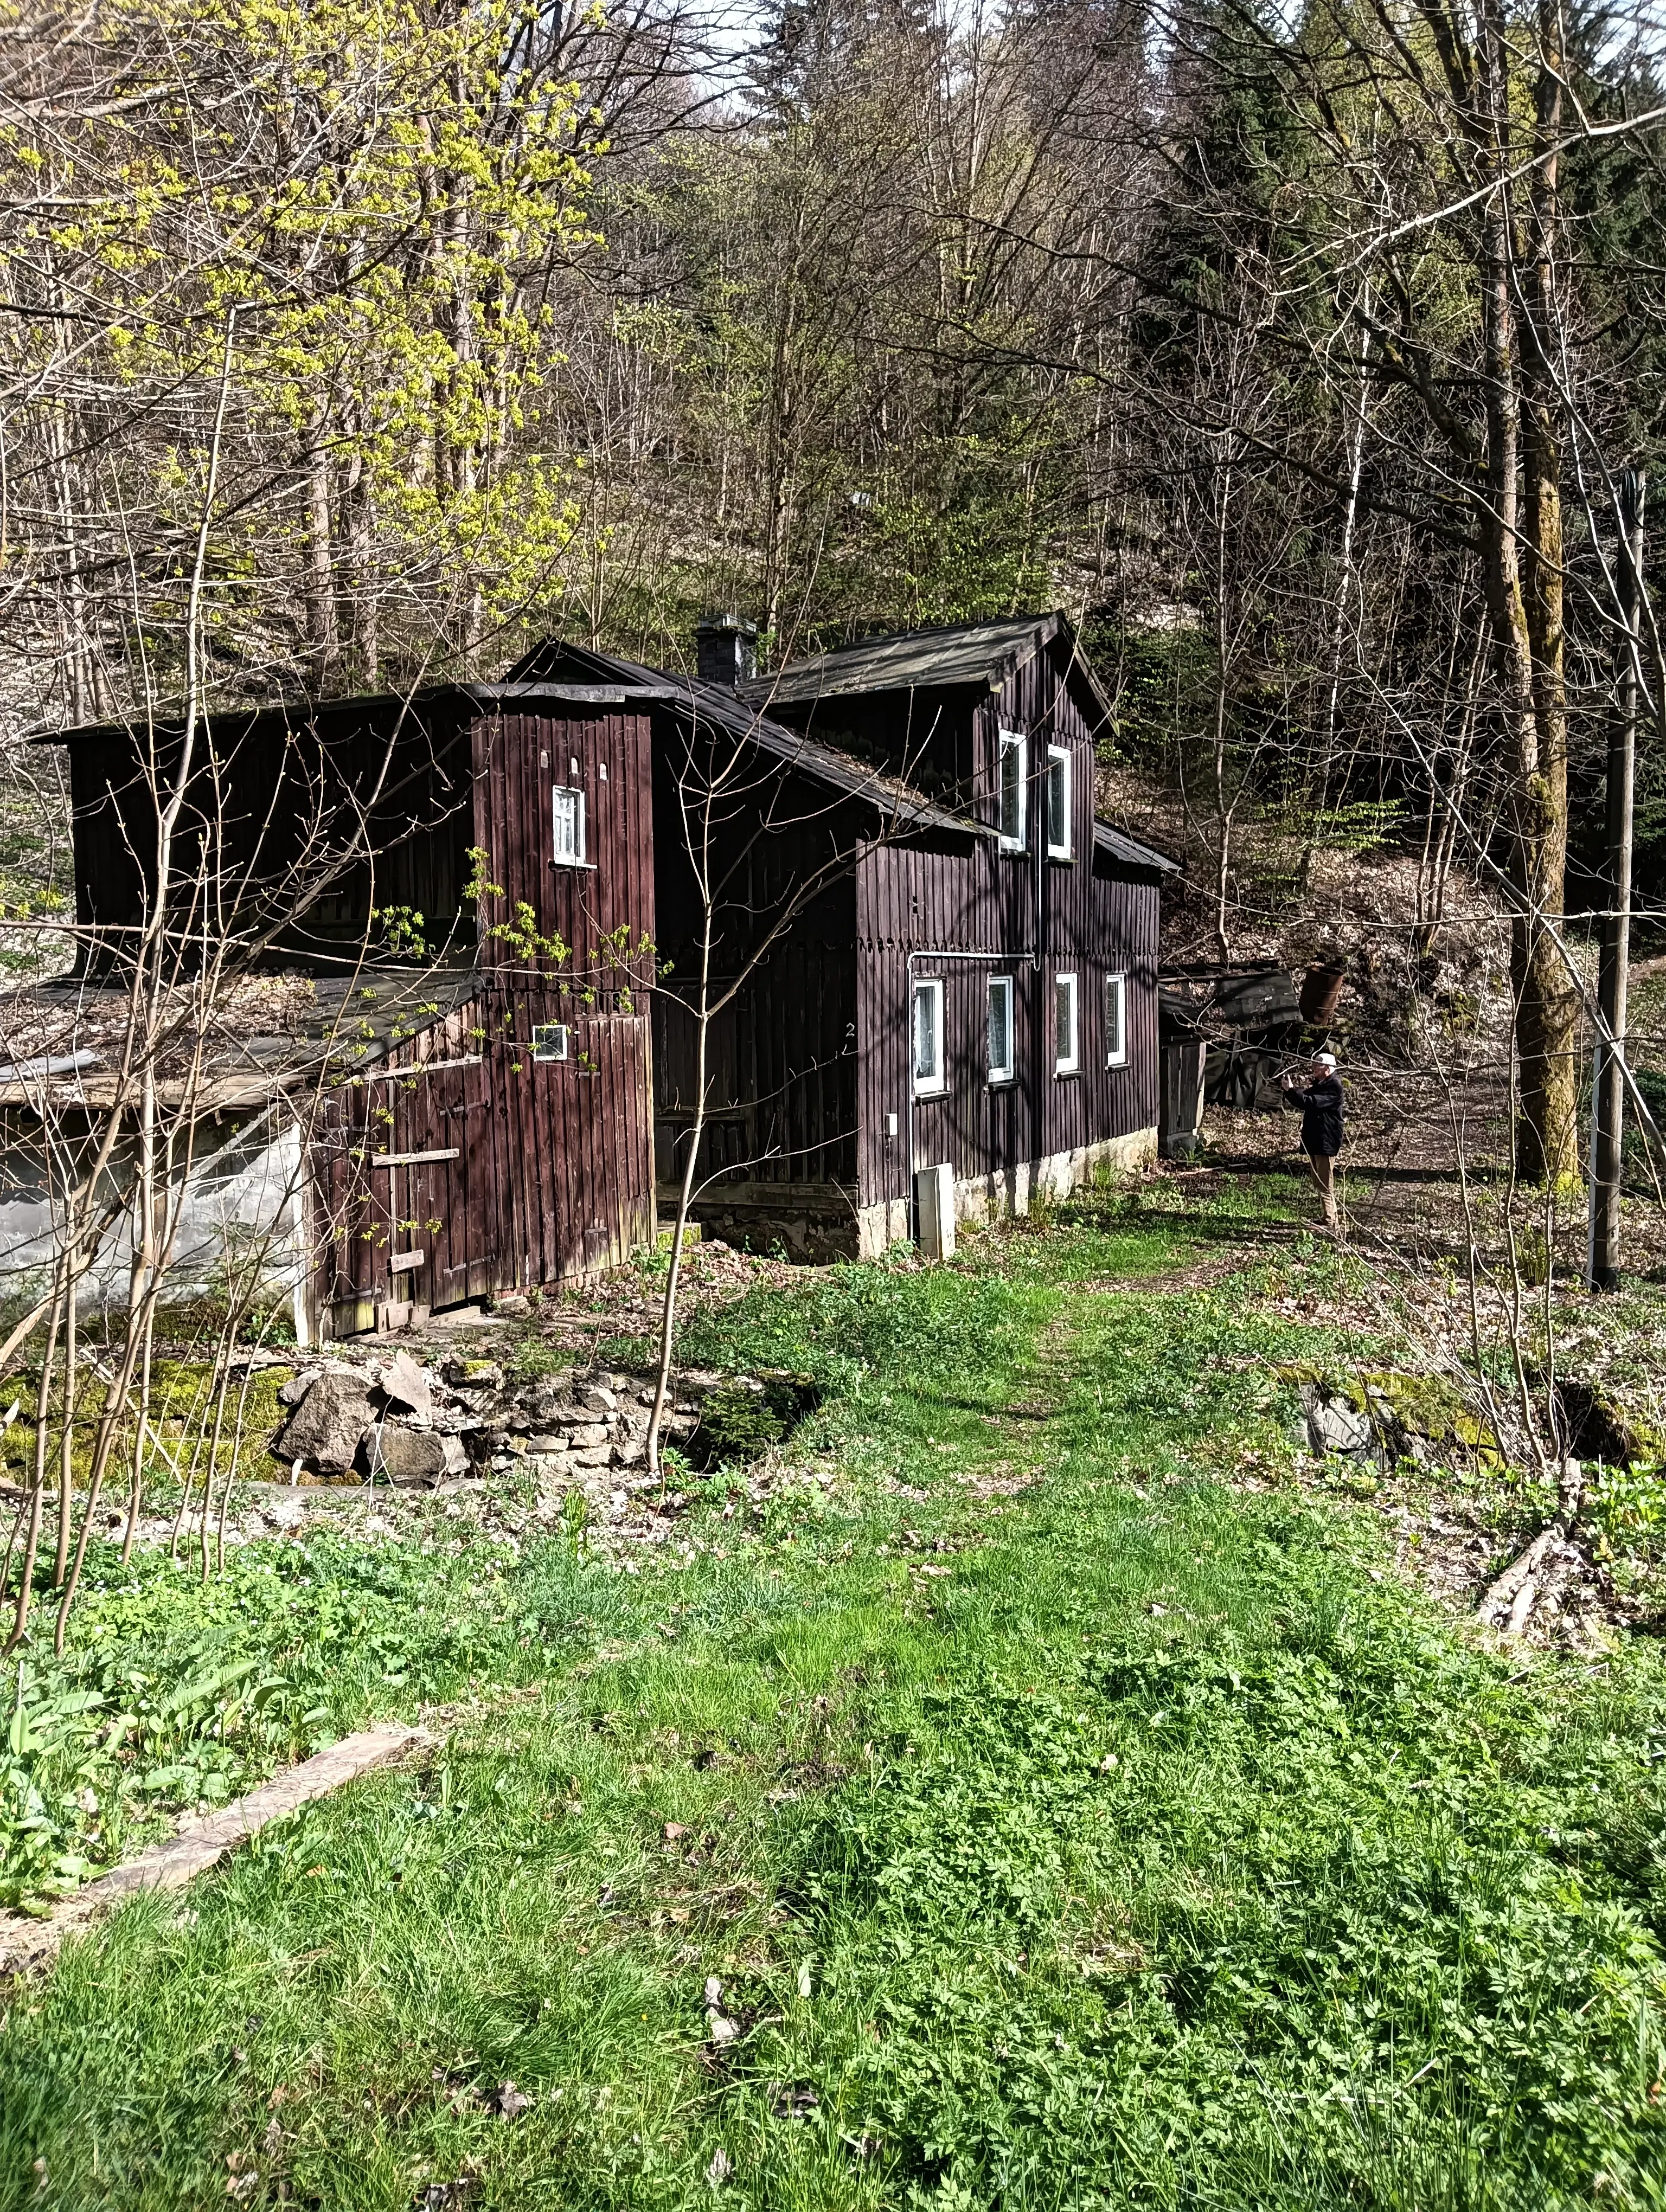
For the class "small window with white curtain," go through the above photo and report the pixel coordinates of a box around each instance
[1046,745,1073,859]
[998,730,1028,850]
[913,977,946,1096]
[988,976,1014,1084]
[1055,972,1079,1074]
[552,785,586,866]
[1105,972,1127,1067]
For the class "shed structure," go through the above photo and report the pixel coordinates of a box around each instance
[33,677,661,1334]
[21,610,1176,1313]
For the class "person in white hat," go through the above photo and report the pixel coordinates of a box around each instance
[1279,1050,1344,1232]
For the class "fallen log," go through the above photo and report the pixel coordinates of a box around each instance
[1476,1525,1561,1629]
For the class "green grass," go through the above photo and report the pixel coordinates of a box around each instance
[3,1194,1666,2208]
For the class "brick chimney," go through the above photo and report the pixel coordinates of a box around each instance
[695,612,758,688]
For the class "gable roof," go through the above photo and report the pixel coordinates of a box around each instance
[1093,819,1180,876]
[743,613,1065,708]
[505,639,986,840]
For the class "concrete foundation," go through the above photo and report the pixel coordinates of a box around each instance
[857,1126,1158,1258]
[658,1181,863,1264]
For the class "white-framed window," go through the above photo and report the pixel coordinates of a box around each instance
[1046,745,1073,859]
[912,977,946,1096]
[988,975,1015,1084]
[998,729,1028,850]
[531,1022,570,1062]
[552,785,586,866]
[1105,973,1127,1068]
[1055,972,1079,1074]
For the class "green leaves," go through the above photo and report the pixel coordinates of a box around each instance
[0,1527,538,1911]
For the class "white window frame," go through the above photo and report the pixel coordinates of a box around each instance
[552,784,586,866]
[1046,744,1073,860]
[1054,972,1079,1075]
[987,975,1015,1085]
[912,977,946,1097]
[1105,972,1127,1068]
[531,1022,570,1063]
[998,729,1028,851]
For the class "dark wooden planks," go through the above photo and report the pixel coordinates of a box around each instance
[313,995,653,1326]
[308,700,658,1327]
[852,634,1164,1217]
[650,729,860,1202]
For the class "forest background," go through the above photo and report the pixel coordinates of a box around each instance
[3,0,1666,1185]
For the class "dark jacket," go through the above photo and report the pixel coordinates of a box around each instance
[1287,1072,1344,1158]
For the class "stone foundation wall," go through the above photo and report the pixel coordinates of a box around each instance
[663,1182,863,1264]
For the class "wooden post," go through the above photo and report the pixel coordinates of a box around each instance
[1589,469,1645,1291]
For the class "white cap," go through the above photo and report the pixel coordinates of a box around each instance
[1314,1051,1337,1069]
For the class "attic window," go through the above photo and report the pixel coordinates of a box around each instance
[553,786,586,866]
[532,1023,569,1062]
[998,730,1027,850]
[1047,745,1072,859]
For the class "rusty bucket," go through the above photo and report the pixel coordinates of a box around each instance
[1299,962,1347,1026]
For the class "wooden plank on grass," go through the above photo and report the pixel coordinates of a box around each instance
[0,1722,433,1976]
[87,1722,432,1899]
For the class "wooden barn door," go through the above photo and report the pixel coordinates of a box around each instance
[315,1054,495,1331]
[421,1057,496,1306]
[313,1012,653,1334]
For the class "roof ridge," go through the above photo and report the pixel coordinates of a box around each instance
[772,609,1056,660]
[735,611,1067,710]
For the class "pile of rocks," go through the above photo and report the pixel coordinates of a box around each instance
[269,1349,711,1490]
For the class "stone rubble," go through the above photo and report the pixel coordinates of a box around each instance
[268,1352,717,1495]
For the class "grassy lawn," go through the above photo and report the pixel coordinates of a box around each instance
[3,1188,1666,2208]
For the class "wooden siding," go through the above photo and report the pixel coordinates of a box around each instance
[471,707,656,1004]
[315,703,659,1321]
[315,984,653,1324]
[854,639,1161,1216]
[650,743,859,1199]
[65,709,477,972]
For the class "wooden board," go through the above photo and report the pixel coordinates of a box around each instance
[0,1723,433,1976]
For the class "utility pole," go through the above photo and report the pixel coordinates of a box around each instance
[1588,469,1645,1291]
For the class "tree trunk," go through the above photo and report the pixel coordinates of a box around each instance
[1472,0,1577,1185]
[1513,2,1578,1186]
[304,420,338,684]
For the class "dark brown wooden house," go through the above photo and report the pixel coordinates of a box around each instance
[36,610,1172,1315]
[505,613,1176,1259]
[42,674,663,1334]
[746,614,1177,1253]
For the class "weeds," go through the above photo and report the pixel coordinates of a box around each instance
[1,1190,1664,2208]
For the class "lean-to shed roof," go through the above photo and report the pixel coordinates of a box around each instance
[1093,819,1180,875]
[0,966,483,1113]
[505,640,986,840]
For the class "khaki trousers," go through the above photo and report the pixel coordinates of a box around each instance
[1304,1150,1338,1230]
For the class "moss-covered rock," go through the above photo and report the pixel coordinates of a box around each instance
[1279,1362,1502,1468]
